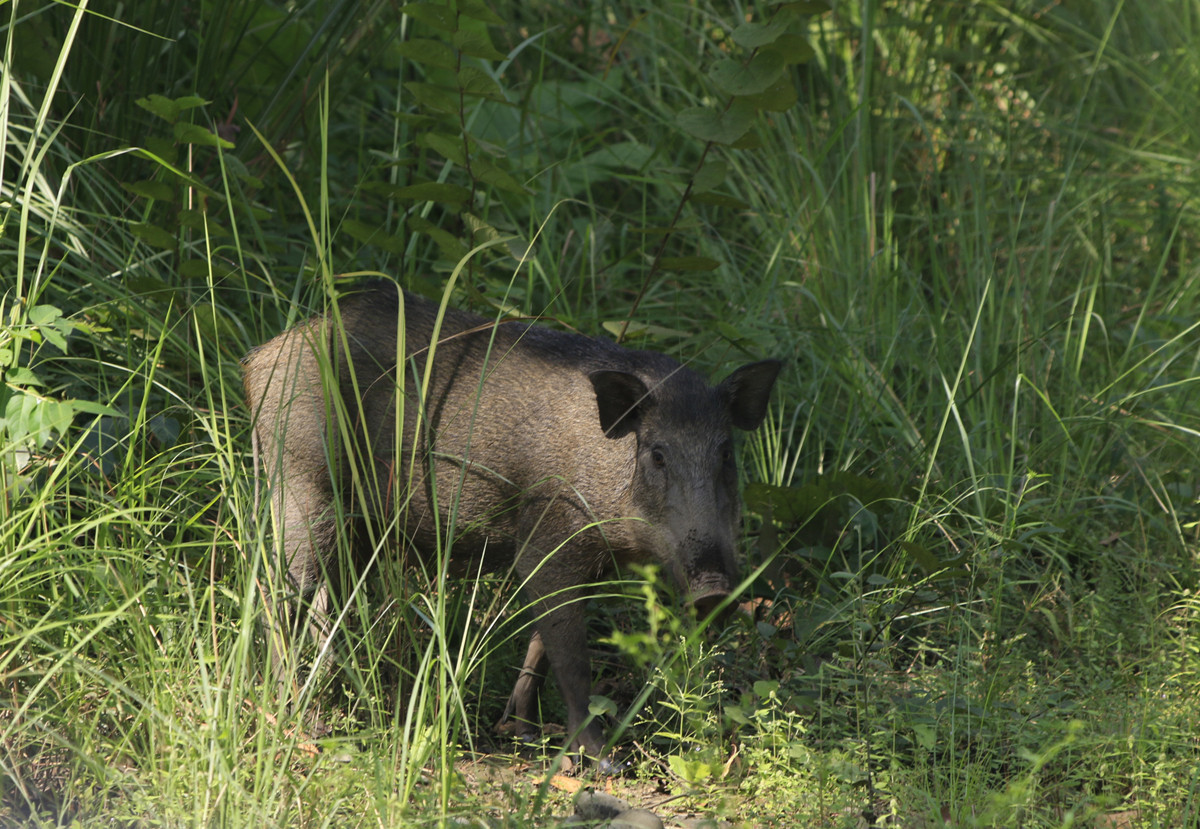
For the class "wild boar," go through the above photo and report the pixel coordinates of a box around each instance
[243,281,780,762]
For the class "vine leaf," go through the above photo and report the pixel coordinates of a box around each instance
[676,98,757,145]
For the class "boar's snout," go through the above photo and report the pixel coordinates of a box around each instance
[687,563,735,622]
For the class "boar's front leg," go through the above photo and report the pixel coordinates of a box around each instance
[515,551,607,762]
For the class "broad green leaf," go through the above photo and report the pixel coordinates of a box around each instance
[121,180,175,201]
[691,191,751,209]
[710,50,785,95]
[179,209,230,237]
[588,695,618,717]
[659,256,720,272]
[771,35,816,64]
[741,73,798,112]
[668,754,713,785]
[391,182,471,204]
[400,2,455,31]
[397,37,457,70]
[776,1,832,14]
[27,305,62,327]
[716,321,745,341]
[676,98,757,144]
[454,28,505,61]
[174,122,235,148]
[71,401,122,416]
[135,94,209,124]
[586,140,654,170]
[456,0,504,25]
[179,258,234,279]
[172,95,210,112]
[601,320,690,340]
[899,540,944,573]
[405,82,459,113]
[458,67,505,101]
[693,159,728,192]
[145,136,178,165]
[129,222,176,250]
[753,679,780,698]
[731,18,791,49]
[5,367,43,385]
[730,130,763,150]
[473,158,529,195]
[342,218,407,254]
[419,131,469,165]
[149,414,181,445]
[136,94,180,122]
[408,215,468,260]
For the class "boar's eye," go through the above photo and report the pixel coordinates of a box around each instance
[651,447,666,468]
[720,442,733,464]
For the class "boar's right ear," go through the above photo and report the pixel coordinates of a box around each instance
[720,359,783,431]
[590,370,652,439]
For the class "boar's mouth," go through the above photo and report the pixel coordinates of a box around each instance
[688,586,733,623]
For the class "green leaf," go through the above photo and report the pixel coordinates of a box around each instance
[600,320,690,340]
[456,0,503,25]
[400,2,455,31]
[5,367,43,385]
[391,182,471,204]
[667,754,713,785]
[27,305,62,327]
[588,695,618,718]
[776,1,831,14]
[770,35,816,64]
[690,191,751,209]
[693,160,728,193]
[676,98,757,144]
[397,37,457,70]
[172,95,210,112]
[408,215,468,260]
[129,222,176,250]
[458,66,505,101]
[710,50,785,95]
[659,256,720,272]
[135,94,180,122]
[179,258,234,280]
[179,209,230,237]
[741,73,798,112]
[135,94,210,124]
[173,122,235,148]
[405,82,459,113]
[473,158,528,195]
[121,180,175,201]
[731,18,791,49]
[454,28,505,61]
[419,132,469,165]
[342,218,407,254]
[753,679,780,698]
[68,400,121,417]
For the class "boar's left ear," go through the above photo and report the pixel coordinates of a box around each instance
[590,370,653,439]
[719,360,782,430]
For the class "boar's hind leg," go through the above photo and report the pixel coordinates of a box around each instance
[498,630,547,743]
[263,471,338,725]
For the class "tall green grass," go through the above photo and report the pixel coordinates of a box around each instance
[2,0,1199,825]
